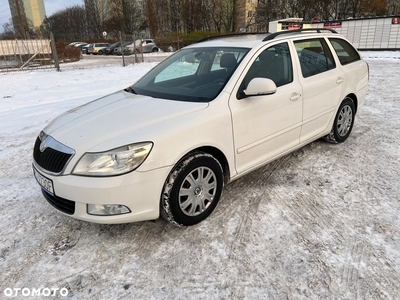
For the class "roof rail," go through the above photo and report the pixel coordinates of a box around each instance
[263,28,338,41]
[196,32,268,43]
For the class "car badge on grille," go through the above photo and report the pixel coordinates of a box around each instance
[39,138,48,152]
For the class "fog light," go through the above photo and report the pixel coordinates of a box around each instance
[87,204,131,216]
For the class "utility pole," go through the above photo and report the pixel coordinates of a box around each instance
[15,0,27,39]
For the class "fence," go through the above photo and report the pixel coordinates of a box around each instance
[0,35,59,72]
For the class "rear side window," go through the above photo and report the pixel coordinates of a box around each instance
[329,38,360,65]
[294,38,336,78]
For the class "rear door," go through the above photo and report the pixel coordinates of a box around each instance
[328,37,369,109]
[293,38,345,143]
[143,40,155,52]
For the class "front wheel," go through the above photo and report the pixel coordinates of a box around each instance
[160,152,224,226]
[324,97,355,143]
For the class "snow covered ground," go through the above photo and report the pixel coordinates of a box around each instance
[0,52,399,299]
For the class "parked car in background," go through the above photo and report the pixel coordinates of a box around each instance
[126,39,159,54]
[92,43,111,55]
[114,42,133,55]
[74,43,88,52]
[68,42,87,47]
[104,42,122,55]
[82,43,93,55]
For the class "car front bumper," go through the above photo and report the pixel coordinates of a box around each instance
[33,163,172,224]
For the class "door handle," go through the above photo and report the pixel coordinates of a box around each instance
[336,77,344,84]
[290,93,301,101]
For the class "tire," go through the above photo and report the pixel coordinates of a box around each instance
[152,47,159,53]
[161,152,224,226]
[324,97,355,143]
[98,50,103,55]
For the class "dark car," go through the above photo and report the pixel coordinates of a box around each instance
[114,42,133,55]
[81,43,93,55]
[104,42,122,55]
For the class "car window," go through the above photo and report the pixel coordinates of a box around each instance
[211,50,247,71]
[294,38,336,78]
[133,47,250,102]
[329,38,361,65]
[155,55,200,83]
[243,42,293,87]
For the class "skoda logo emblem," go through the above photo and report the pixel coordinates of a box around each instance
[39,138,48,152]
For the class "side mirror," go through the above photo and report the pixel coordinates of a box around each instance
[244,78,277,97]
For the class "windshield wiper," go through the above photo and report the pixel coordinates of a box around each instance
[124,86,136,94]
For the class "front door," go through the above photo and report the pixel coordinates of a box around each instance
[229,42,303,174]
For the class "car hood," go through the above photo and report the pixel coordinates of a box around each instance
[44,90,208,153]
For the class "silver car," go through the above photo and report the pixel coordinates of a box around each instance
[126,39,159,54]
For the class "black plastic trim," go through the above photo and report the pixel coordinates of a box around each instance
[263,28,338,41]
[41,189,75,215]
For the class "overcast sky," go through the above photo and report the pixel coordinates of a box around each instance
[0,0,83,31]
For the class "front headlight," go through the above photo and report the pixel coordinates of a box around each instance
[72,142,153,176]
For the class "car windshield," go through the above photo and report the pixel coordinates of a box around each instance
[132,47,249,102]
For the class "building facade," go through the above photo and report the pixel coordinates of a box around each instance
[8,0,46,37]
[24,0,46,28]
[269,16,400,50]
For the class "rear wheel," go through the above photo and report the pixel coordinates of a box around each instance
[324,97,355,143]
[161,152,224,226]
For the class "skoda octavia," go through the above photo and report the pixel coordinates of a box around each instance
[33,29,369,226]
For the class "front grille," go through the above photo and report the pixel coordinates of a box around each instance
[41,189,75,215]
[33,137,72,173]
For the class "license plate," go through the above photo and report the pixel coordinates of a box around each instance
[33,165,54,195]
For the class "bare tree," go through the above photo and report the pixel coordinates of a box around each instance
[204,0,224,32]
[84,0,109,38]
[145,0,161,36]
[0,20,16,40]
[105,0,144,35]
[41,5,87,41]
[220,0,238,32]
[387,0,400,14]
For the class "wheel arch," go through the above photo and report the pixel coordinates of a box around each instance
[346,93,358,114]
[185,146,230,185]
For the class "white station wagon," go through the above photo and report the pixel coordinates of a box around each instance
[33,29,369,226]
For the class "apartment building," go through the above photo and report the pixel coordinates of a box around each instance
[8,0,46,29]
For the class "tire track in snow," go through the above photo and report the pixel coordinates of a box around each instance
[227,156,291,261]
[273,140,400,298]
[340,240,369,297]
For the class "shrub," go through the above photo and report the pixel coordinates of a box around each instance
[55,42,81,62]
